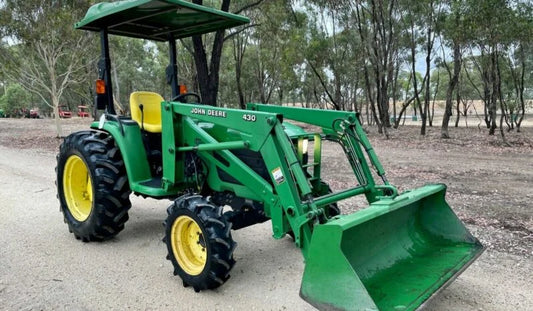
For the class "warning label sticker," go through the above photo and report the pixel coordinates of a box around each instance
[271,167,285,184]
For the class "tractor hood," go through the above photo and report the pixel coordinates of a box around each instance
[76,0,249,41]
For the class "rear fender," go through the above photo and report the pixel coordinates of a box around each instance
[91,120,152,190]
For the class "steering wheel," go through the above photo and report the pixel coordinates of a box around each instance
[172,92,201,103]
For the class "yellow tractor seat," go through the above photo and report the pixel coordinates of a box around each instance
[130,91,164,133]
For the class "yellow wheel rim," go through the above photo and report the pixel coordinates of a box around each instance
[63,155,93,222]
[171,215,207,276]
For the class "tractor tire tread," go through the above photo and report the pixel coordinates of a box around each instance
[164,195,236,291]
[56,130,131,242]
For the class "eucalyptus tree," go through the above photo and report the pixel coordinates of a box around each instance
[0,83,31,117]
[0,0,92,137]
[399,0,443,135]
[438,0,467,138]
[106,37,168,113]
[190,0,268,107]
[462,0,516,141]
[221,0,296,108]
[247,2,290,105]
[303,5,365,112]
[306,0,402,134]
[392,70,421,128]
[504,2,533,132]
[230,23,251,108]
[272,5,309,106]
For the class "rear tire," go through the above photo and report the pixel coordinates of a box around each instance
[56,130,131,241]
[164,195,236,292]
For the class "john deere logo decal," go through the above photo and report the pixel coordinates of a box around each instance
[191,107,226,118]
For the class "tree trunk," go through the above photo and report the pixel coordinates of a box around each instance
[52,96,63,138]
[191,0,230,106]
[513,46,526,132]
[441,43,461,139]
[232,34,246,109]
[365,99,370,125]
[424,1,434,128]
[235,63,245,109]
[516,65,525,132]
[454,84,461,127]
[430,69,440,126]
[488,50,498,135]
[408,22,423,135]
[391,63,399,123]
[395,97,415,129]
[475,50,492,129]
[495,50,510,145]
[354,0,396,136]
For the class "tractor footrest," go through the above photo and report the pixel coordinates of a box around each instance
[140,177,162,188]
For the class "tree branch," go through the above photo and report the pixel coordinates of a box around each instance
[307,61,340,110]
[233,0,265,15]
[224,24,259,42]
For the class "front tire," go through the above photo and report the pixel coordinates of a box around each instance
[56,130,131,241]
[164,195,236,292]
[315,181,340,217]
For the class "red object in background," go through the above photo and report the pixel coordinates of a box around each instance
[77,106,90,118]
[29,108,40,118]
[59,106,72,118]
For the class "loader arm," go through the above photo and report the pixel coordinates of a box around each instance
[159,102,408,253]
[161,102,320,254]
[247,103,397,203]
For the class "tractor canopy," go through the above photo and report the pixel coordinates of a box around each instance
[75,0,250,41]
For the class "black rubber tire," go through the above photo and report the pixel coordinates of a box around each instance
[56,130,131,241]
[164,195,236,292]
[318,182,340,217]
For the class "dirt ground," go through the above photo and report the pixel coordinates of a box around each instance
[0,117,532,310]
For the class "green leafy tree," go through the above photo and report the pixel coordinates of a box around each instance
[0,83,31,117]
[190,0,268,107]
[108,37,168,113]
[0,0,92,137]
[399,0,443,134]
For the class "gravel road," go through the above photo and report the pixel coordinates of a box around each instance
[1,122,532,310]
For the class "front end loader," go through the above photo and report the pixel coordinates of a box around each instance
[56,1,484,310]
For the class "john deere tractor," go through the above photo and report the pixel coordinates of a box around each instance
[57,1,484,310]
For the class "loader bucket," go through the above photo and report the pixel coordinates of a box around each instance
[300,184,484,311]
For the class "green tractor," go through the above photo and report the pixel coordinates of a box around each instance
[56,1,484,310]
